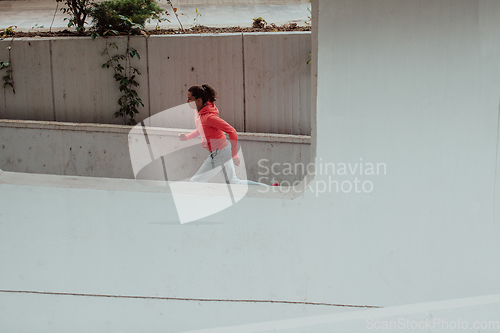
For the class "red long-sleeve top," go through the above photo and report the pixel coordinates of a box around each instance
[185,102,239,158]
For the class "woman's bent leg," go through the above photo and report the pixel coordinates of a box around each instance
[190,154,221,182]
[219,147,268,186]
[191,143,269,186]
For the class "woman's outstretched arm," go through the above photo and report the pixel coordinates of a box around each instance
[179,129,200,141]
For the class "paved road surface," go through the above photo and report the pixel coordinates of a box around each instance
[0,0,311,31]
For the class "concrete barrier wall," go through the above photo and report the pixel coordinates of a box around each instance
[0,33,311,133]
[0,119,311,184]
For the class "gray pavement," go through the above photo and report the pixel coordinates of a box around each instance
[0,0,311,32]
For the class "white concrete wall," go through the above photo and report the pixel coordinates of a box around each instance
[310,0,500,317]
[0,119,311,183]
[1,0,500,332]
[0,33,312,133]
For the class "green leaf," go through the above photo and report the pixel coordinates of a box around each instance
[104,30,119,36]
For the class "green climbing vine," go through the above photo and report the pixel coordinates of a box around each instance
[1,26,15,93]
[102,33,143,125]
[89,0,167,125]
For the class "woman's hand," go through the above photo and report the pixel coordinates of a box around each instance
[179,133,187,141]
[233,157,240,166]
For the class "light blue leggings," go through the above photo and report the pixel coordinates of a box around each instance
[190,143,267,186]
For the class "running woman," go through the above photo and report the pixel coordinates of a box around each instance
[178,84,270,185]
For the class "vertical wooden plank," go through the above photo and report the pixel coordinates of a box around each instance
[249,33,257,133]
[243,33,253,132]
[281,35,290,134]
[284,34,295,134]
[147,35,159,126]
[211,35,222,120]
[219,35,232,127]
[232,33,244,132]
[207,34,244,132]
[147,34,243,131]
[221,34,234,129]
[299,33,312,135]
[0,38,54,121]
[268,35,276,134]
[243,32,311,135]
[275,34,286,134]
[242,33,249,132]
[190,35,199,94]
[236,33,245,132]
[290,35,301,135]
[180,36,190,105]
[51,36,148,125]
[260,35,270,133]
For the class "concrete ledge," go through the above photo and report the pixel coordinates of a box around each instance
[0,118,312,183]
[242,31,311,36]
[0,119,311,144]
[0,119,134,134]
